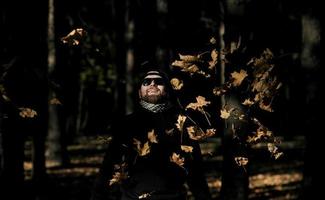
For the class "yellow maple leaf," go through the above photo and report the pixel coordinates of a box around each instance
[170,78,184,90]
[133,139,151,156]
[234,157,248,166]
[49,97,62,105]
[230,69,248,87]
[175,115,187,131]
[220,108,233,119]
[19,108,37,118]
[60,28,87,46]
[147,129,158,143]
[170,152,185,167]
[181,145,193,153]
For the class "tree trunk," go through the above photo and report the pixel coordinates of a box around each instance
[300,7,320,199]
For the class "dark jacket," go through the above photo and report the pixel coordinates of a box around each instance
[91,105,211,200]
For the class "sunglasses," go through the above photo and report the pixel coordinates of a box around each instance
[142,78,165,86]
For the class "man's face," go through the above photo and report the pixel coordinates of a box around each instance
[139,73,167,104]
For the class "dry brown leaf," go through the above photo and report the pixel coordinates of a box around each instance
[181,145,193,153]
[234,157,248,166]
[49,98,62,105]
[186,96,211,111]
[19,108,37,118]
[61,28,87,46]
[138,192,152,199]
[175,115,187,131]
[220,108,234,119]
[170,78,184,90]
[170,152,185,167]
[230,69,248,87]
[147,129,158,143]
[187,126,216,140]
[109,171,128,186]
[242,99,255,106]
[179,53,201,62]
[133,139,151,156]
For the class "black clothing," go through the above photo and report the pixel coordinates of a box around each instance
[91,106,211,200]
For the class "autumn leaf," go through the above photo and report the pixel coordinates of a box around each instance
[170,78,184,90]
[175,115,187,131]
[171,60,191,69]
[186,96,211,113]
[242,98,255,106]
[109,171,128,186]
[179,53,201,62]
[147,129,158,143]
[209,37,217,44]
[133,139,151,156]
[139,192,152,199]
[208,49,218,69]
[109,162,128,186]
[170,152,185,167]
[267,143,283,159]
[49,98,62,105]
[234,156,249,166]
[230,69,248,87]
[19,108,37,118]
[220,108,234,119]
[181,145,193,153]
[187,126,216,140]
[61,28,87,46]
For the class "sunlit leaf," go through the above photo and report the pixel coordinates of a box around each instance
[170,78,184,90]
[147,129,158,143]
[230,69,248,87]
[133,139,151,156]
[19,107,37,118]
[170,152,185,167]
[49,98,62,105]
[181,145,193,153]
[234,156,248,166]
[61,28,87,46]
[175,115,187,131]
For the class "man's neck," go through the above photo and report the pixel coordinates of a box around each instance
[139,100,172,113]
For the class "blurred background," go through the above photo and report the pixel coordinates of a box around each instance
[0,0,319,199]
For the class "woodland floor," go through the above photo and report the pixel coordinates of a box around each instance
[23,135,306,200]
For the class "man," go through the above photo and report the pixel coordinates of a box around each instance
[90,69,211,200]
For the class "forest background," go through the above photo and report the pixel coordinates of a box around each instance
[0,0,320,199]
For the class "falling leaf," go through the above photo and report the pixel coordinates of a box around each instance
[220,108,234,119]
[186,96,211,112]
[147,129,158,143]
[138,193,152,199]
[170,78,184,90]
[210,37,217,44]
[208,49,218,69]
[234,157,248,166]
[175,115,187,131]
[187,126,216,140]
[259,101,273,112]
[170,152,185,167]
[109,162,128,186]
[230,69,248,87]
[109,171,128,186]
[242,99,254,106]
[179,53,201,62]
[49,98,62,105]
[19,108,37,118]
[267,143,283,159]
[181,145,193,153]
[171,60,191,69]
[133,139,151,156]
[61,28,87,46]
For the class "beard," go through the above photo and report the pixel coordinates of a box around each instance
[141,89,167,104]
